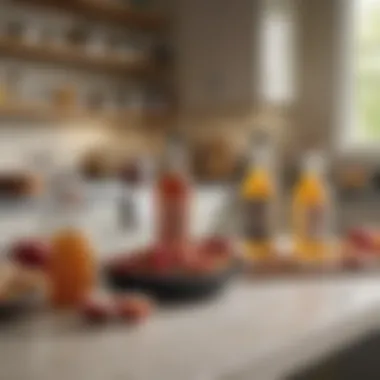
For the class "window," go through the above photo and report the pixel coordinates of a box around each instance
[348,0,380,145]
[260,0,296,105]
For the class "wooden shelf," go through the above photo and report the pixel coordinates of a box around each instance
[0,101,105,121]
[0,102,57,120]
[15,0,167,31]
[0,101,173,126]
[0,38,160,78]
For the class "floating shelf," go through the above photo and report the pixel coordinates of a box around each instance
[0,101,173,126]
[0,101,108,121]
[14,0,167,31]
[0,102,57,121]
[0,38,160,78]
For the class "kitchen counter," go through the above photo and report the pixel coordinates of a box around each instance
[1,278,380,380]
[1,185,380,380]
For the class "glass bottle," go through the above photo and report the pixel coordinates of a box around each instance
[240,132,276,260]
[155,133,191,265]
[292,152,332,263]
[118,159,141,231]
[48,167,96,309]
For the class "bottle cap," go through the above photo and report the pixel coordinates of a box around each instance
[303,151,325,173]
[248,128,272,165]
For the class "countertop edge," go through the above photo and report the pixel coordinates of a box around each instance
[219,302,380,380]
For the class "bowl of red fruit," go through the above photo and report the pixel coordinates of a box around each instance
[104,237,237,302]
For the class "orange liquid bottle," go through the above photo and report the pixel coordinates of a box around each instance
[156,133,191,264]
[240,134,276,260]
[293,153,331,262]
[50,228,95,308]
[48,171,95,308]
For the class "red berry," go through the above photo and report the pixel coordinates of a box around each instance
[199,237,231,257]
[10,239,50,269]
[147,245,174,272]
[116,294,154,323]
[347,228,375,252]
[186,255,218,275]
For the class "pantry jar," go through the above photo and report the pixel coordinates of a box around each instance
[47,168,96,309]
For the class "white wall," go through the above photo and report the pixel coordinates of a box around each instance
[0,122,112,170]
[295,0,343,155]
[174,0,259,112]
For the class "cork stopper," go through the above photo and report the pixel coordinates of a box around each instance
[248,128,272,166]
[303,150,325,174]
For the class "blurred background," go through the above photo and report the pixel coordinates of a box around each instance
[0,0,378,229]
[0,0,378,235]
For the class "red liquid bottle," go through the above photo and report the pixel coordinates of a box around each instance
[155,133,191,267]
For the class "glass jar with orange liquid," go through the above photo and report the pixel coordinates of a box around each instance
[240,133,277,260]
[292,152,332,263]
[48,168,96,309]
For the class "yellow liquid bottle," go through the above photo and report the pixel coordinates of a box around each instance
[241,140,276,260]
[293,154,331,263]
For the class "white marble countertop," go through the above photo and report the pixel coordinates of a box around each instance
[1,185,380,380]
[1,279,380,380]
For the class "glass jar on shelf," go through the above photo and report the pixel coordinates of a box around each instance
[0,15,6,39]
[86,88,105,113]
[86,27,107,56]
[23,21,41,45]
[0,66,8,104]
[108,31,128,59]
[52,83,78,109]
[103,94,119,115]
[145,86,169,113]
[127,86,145,113]
[5,19,25,41]
[124,33,145,63]
[67,24,89,50]
[118,158,141,231]
[45,17,72,49]
[4,66,23,102]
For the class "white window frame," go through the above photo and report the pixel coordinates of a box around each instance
[259,0,297,107]
[339,0,380,153]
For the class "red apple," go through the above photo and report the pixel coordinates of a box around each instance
[80,295,115,323]
[115,294,154,323]
[9,239,50,269]
[341,254,365,270]
[372,233,380,254]
[346,228,375,252]
[199,236,231,257]
[147,245,174,273]
[186,254,222,275]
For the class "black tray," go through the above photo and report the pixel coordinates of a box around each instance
[104,262,238,303]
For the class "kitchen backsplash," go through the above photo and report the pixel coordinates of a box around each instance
[0,122,111,171]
